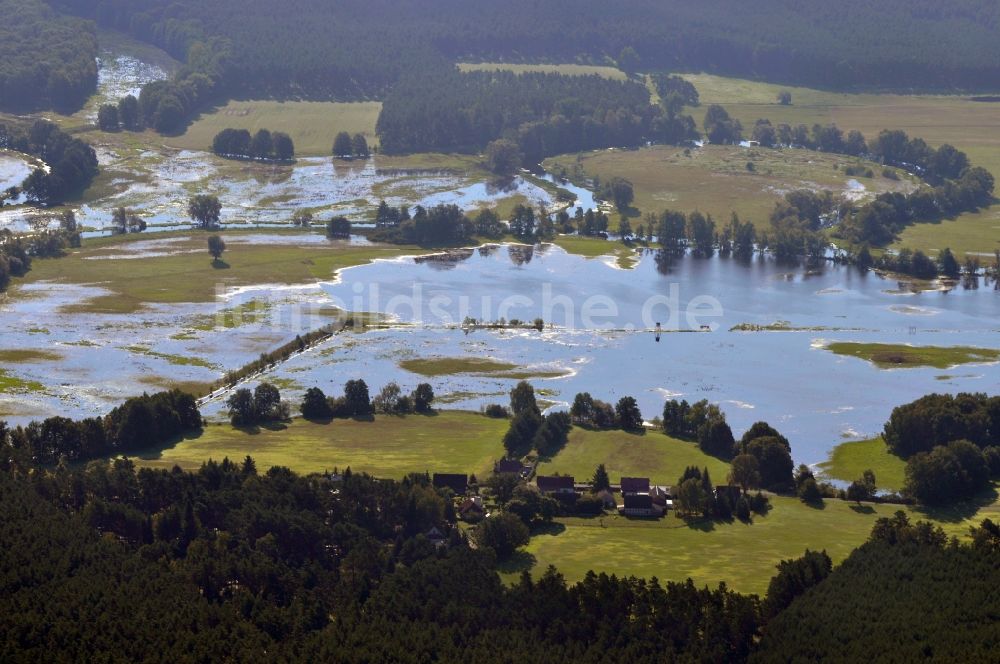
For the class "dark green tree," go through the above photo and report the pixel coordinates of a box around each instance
[207,234,226,262]
[473,513,529,560]
[509,381,539,417]
[188,194,222,229]
[615,396,643,431]
[332,131,353,158]
[591,463,610,492]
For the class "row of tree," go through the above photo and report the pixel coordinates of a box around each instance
[370,203,476,246]
[332,131,370,158]
[0,390,200,466]
[299,380,435,421]
[212,128,294,161]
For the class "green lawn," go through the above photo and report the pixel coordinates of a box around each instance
[20,230,425,313]
[137,411,509,479]
[163,100,382,157]
[458,62,626,80]
[681,73,1000,257]
[824,342,1000,369]
[507,493,999,595]
[543,144,911,225]
[538,428,730,486]
[818,437,907,492]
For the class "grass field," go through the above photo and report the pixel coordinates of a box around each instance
[538,428,730,485]
[137,411,509,478]
[0,370,46,394]
[824,342,1000,369]
[506,492,998,595]
[399,357,568,379]
[20,230,423,313]
[458,62,626,80]
[163,100,382,157]
[681,73,1000,256]
[817,437,907,491]
[551,235,640,269]
[0,350,63,363]
[543,145,912,224]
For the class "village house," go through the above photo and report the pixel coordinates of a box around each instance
[620,477,651,495]
[536,475,576,496]
[458,496,486,521]
[493,458,531,477]
[620,493,661,517]
[650,485,672,509]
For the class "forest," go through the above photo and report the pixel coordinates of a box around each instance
[1,448,997,661]
[754,513,1000,662]
[0,0,98,112]
[53,0,1000,104]
[376,70,662,158]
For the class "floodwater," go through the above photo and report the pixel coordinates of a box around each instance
[0,152,556,235]
[234,244,1000,465]
[2,34,997,468]
[0,152,35,205]
[3,234,999,465]
[0,233,361,421]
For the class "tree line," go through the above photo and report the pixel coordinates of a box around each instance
[0,390,200,466]
[697,111,996,252]
[212,128,295,161]
[0,120,99,205]
[52,0,1000,126]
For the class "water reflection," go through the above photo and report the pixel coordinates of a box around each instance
[306,244,1000,464]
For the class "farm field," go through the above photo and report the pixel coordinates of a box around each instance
[544,144,913,223]
[137,411,510,478]
[538,428,730,486]
[680,73,1000,256]
[163,100,382,156]
[506,491,1000,595]
[458,62,626,80]
[818,437,907,491]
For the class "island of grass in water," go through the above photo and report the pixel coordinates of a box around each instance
[825,342,1000,369]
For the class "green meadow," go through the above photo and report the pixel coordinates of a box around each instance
[825,342,1000,369]
[505,493,998,595]
[137,411,510,479]
[164,100,383,157]
[680,73,1000,257]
